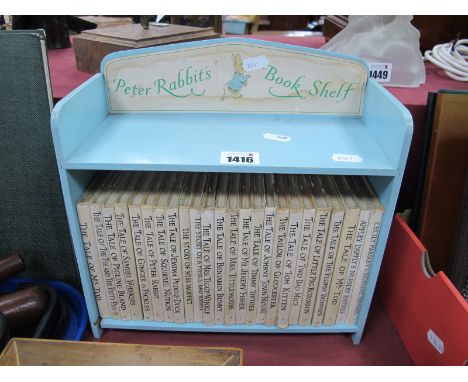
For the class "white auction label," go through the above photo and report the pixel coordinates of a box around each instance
[368,62,392,83]
[332,153,363,163]
[242,55,269,72]
[427,329,445,354]
[220,151,260,165]
[263,133,291,142]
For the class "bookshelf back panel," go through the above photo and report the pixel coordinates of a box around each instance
[65,113,396,174]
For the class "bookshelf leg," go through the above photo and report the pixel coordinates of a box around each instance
[351,331,363,345]
[90,321,103,338]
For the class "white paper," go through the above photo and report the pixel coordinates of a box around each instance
[427,329,445,354]
[242,55,269,72]
[332,153,363,163]
[263,133,291,142]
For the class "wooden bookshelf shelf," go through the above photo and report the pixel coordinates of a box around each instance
[101,318,358,333]
[51,38,412,344]
[64,113,397,175]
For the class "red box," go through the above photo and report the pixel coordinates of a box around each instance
[378,215,468,365]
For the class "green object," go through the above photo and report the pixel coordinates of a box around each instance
[0,30,78,286]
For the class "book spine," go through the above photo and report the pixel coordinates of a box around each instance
[265,210,289,326]
[323,209,360,326]
[214,208,226,324]
[141,205,163,321]
[224,210,239,325]
[299,209,331,325]
[76,204,110,318]
[166,207,185,323]
[128,205,153,320]
[90,203,121,318]
[190,208,204,322]
[179,207,194,322]
[201,208,215,324]
[312,211,344,326]
[277,210,303,328]
[246,209,264,324]
[236,208,252,324]
[346,210,383,325]
[336,210,370,324]
[115,206,143,320]
[289,208,315,325]
[103,205,131,320]
[256,207,276,323]
[154,207,173,322]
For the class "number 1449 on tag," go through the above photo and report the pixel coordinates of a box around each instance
[368,62,392,83]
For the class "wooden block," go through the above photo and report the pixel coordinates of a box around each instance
[74,23,220,74]
[76,16,134,29]
[0,286,48,329]
[0,337,243,366]
[322,16,348,42]
[0,252,25,281]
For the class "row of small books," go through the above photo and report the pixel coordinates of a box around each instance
[76,171,384,328]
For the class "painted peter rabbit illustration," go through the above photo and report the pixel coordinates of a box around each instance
[221,53,250,101]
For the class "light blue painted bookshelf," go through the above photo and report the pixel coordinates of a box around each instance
[51,38,412,344]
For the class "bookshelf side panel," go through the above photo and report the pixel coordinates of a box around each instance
[61,170,103,337]
[51,74,109,162]
[362,79,413,169]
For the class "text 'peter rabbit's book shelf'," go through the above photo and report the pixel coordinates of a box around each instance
[51,38,412,344]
